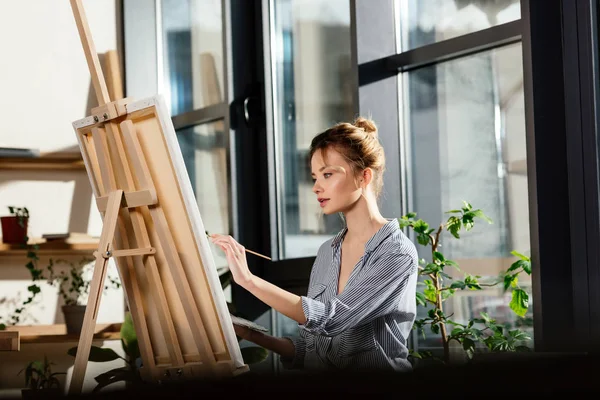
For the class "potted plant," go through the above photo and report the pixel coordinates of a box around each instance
[18,355,66,399]
[45,257,121,334]
[67,312,143,393]
[401,201,532,366]
[1,206,29,244]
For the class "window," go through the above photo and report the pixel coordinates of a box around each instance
[399,0,521,51]
[395,2,533,356]
[270,0,353,260]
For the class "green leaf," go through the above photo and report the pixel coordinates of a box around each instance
[450,281,466,290]
[417,234,430,246]
[451,327,463,336]
[507,259,530,274]
[433,251,445,263]
[503,274,517,291]
[445,209,462,214]
[405,212,416,218]
[446,216,461,239]
[509,289,529,317]
[398,218,412,229]
[445,259,460,270]
[415,292,427,307]
[510,250,530,261]
[423,286,437,303]
[0,323,5,330]
[27,285,41,295]
[441,288,455,300]
[241,347,268,364]
[471,209,493,224]
[463,338,475,359]
[93,368,137,393]
[120,313,140,361]
[412,219,430,234]
[509,329,531,341]
[462,201,473,211]
[68,345,122,362]
[430,324,440,334]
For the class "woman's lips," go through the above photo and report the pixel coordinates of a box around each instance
[319,199,329,208]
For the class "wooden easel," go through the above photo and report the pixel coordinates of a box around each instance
[68,0,248,394]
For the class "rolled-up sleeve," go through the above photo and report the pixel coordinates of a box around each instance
[279,334,305,369]
[299,251,415,337]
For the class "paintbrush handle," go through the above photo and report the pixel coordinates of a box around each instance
[245,248,271,261]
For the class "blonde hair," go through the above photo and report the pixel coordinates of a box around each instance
[309,117,386,198]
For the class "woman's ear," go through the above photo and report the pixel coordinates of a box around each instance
[361,168,373,188]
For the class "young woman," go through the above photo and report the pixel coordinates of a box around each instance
[210,117,419,373]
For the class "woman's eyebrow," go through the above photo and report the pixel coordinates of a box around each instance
[310,166,330,176]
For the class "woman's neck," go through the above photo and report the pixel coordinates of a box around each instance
[342,196,388,244]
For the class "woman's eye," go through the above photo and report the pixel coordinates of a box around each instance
[324,173,332,178]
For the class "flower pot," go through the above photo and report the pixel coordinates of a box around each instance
[62,305,87,334]
[0,216,28,244]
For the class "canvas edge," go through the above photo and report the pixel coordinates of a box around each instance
[151,95,246,370]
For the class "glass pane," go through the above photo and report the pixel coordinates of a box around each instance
[161,0,224,115]
[399,0,521,51]
[176,120,230,271]
[405,43,533,357]
[272,0,353,259]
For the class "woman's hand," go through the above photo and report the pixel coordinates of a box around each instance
[210,234,255,289]
[233,323,252,341]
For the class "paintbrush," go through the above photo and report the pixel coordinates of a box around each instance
[206,231,272,261]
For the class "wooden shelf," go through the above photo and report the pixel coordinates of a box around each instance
[0,152,85,171]
[3,323,121,344]
[0,239,99,257]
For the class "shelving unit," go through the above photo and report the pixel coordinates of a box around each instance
[4,323,121,344]
[0,239,99,257]
[0,152,85,171]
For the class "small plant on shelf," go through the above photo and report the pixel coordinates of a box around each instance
[18,355,66,398]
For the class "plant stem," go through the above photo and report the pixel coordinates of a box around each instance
[432,224,450,363]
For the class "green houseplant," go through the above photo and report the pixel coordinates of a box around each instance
[0,207,121,332]
[0,206,42,330]
[18,355,66,399]
[45,257,121,334]
[401,201,532,366]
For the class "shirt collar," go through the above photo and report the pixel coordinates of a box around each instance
[330,218,399,253]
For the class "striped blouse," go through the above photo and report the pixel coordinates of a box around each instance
[280,218,419,372]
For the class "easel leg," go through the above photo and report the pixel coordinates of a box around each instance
[69,190,123,395]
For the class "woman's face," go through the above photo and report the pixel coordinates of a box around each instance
[310,147,362,214]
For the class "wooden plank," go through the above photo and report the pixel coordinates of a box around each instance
[69,0,111,105]
[4,323,120,344]
[104,50,124,101]
[0,331,19,351]
[91,127,117,193]
[112,215,158,378]
[69,190,123,395]
[105,119,185,370]
[0,241,99,257]
[96,189,157,212]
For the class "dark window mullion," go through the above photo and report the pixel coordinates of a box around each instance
[388,19,522,72]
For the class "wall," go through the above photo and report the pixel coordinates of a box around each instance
[0,0,125,394]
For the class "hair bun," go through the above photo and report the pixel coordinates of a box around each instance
[354,117,378,138]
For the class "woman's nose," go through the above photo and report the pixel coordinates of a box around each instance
[312,181,321,194]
